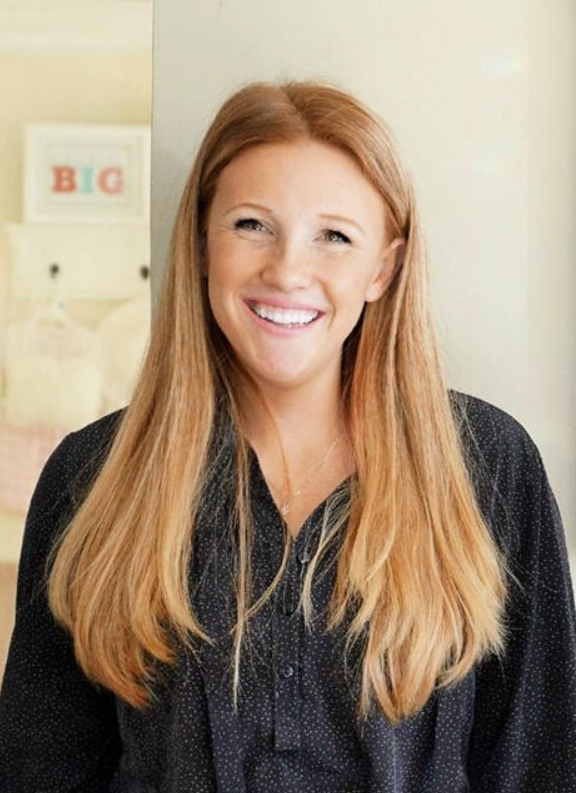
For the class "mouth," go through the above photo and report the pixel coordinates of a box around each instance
[245,300,323,328]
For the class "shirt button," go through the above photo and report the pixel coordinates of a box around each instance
[297,548,311,564]
[280,663,295,679]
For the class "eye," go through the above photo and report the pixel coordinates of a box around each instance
[234,217,268,233]
[324,229,351,245]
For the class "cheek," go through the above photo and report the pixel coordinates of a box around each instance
[206,242,238,298]
[331,271,373,311]
[206,234,226,275]
[207,236,259,285]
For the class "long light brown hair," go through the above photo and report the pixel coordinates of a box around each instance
[48,79,510,725]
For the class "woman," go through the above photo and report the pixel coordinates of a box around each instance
[1,79,575,792]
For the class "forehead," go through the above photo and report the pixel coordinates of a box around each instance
[211,140,386,227]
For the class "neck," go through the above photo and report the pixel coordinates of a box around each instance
[237,366,347,461]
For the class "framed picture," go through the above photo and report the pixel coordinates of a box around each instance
[23,124,151,224]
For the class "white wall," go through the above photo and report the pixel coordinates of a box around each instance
[151,0,576,549]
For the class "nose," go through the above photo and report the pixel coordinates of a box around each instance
[259,237,313,291]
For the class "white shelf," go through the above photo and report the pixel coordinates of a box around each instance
[6,223,150,301]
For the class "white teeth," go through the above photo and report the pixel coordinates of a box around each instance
[250,303,319,326]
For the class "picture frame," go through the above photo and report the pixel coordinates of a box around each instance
[23,124,151,224]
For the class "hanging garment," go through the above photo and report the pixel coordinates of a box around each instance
[0,424,68,514]
[95,294,151,412]
[0,303,102,513]
[1,307,101,428]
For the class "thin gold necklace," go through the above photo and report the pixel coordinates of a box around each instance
[269,433,342,517]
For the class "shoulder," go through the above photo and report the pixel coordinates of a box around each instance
[447,388,543,474]
[67,406,126,460]
[16,408,127,609]
[64,408,128,508]
[447,389,549,548]
[66,406,127,452]
[29,407,127,525]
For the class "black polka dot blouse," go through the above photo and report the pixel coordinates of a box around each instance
[1,390,575,792]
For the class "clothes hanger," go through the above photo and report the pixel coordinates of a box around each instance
[33,296,74,328]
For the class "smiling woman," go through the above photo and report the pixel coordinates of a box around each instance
[204,140,404,402]
[0,79,575,793]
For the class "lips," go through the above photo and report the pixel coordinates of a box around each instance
[245,297,323,312]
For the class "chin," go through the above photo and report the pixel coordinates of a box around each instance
[246,363,311,389]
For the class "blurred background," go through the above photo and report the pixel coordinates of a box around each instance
[0,0,574,686]
[0,0,153,679]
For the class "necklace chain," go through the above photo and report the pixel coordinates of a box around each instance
[269,433,343,517]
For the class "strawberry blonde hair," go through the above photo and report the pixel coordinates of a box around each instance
[48,79,509,725]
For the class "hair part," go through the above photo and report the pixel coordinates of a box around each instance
[48,78,510,725]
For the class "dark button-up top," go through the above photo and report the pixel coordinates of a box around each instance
[1,390,576,792]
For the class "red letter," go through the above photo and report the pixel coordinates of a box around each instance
[51,166,76,193]
[98,167,124,195]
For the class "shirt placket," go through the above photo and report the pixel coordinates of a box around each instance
[272,535,312,753]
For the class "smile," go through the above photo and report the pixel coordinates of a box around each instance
[246,301,321,327]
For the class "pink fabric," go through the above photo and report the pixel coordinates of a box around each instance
[0,425,69,514]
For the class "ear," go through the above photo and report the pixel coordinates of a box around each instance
[364,236,406,303]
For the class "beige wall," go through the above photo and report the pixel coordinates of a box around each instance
[0,50,152,561]
[0,51,152,322]
[151,0,576,550]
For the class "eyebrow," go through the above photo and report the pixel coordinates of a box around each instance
[223,203,366,237]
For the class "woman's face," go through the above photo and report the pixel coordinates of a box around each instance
[205,139,402,393]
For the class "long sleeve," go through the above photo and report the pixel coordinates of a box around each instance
[0,433,122,793]
[467,426,576,791]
